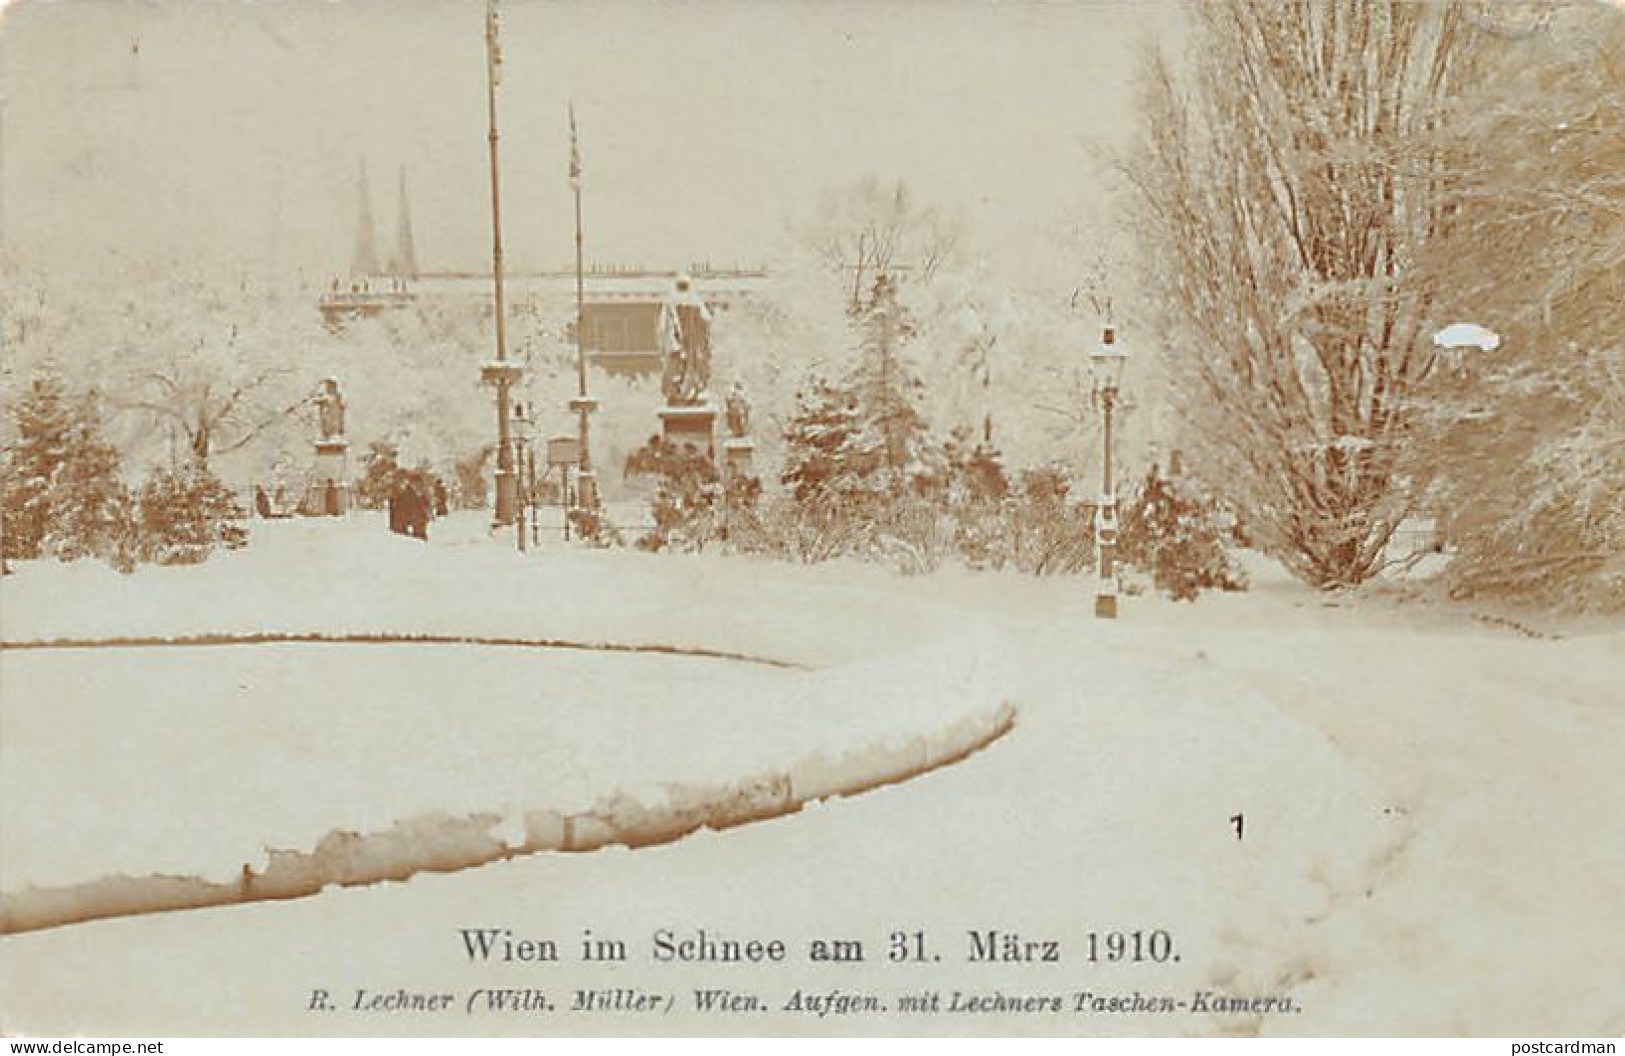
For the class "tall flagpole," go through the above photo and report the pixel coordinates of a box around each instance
[569,103,600,518]
[482,0,519,527]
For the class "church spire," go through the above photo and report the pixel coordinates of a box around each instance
[351,158,380,278]
[390,166,419,280]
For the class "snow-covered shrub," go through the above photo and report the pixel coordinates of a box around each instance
[624,436,723,552]
[133,465,246,566]
[942,431,1013,570]
[451,447,492,510]
[1118,468,1247,601]
[1007,464,1094,576]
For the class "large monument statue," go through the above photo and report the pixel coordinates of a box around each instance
[658,273,713,406]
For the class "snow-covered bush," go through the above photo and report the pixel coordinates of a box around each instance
[943,432,1012,570]
[1006,464,1094,576]
[1118,468,1246,601]
[624,436,723,552]
[133,465,245,566]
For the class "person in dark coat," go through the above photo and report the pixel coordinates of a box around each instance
[387,487,407,536]
[408,488,429,540]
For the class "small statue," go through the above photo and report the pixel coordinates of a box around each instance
[316,378,346,440]
[658,273,713,405]
[724,380,751,438]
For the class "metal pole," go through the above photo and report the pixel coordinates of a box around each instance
[562,466,573,542]
[1095,383,1118,619]
[1103,387,1115,499]
[529,446,539,548]
[515,437,527,552]
[570,105,597,515]
[485,0,516,527]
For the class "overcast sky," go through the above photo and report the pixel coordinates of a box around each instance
[1,0,1183,285]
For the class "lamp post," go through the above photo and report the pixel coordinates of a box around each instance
[1090,325,1129,619]
[511,400,532,553]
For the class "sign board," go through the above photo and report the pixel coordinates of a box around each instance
[546,435,580,467]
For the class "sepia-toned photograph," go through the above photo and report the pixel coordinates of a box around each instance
[1,0,1621,1041]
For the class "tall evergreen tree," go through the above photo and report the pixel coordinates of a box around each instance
[2,375,75,560]
[844,273,939,500]
[2,376,133,565]
[45,398,134,565]
[780,274,943,526]
[781,378,863,508]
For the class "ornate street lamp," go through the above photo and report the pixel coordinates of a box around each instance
[510,400,533,552]
[1090,325,1129,619]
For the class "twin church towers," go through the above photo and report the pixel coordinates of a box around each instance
[350,159,418,282]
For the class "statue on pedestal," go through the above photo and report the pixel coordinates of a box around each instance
[306,378,350,516]
[658,273,713,406]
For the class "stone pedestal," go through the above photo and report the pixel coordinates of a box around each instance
[481,361,524,527]
[575,469,599,510]
[660,401,718,461]
[721,437,756,480]
[567,396,601,510]
[307,439,350,516]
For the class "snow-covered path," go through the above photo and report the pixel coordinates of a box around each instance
[2,518,1621,1036]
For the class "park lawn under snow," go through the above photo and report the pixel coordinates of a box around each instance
[0,514,1011,891]
[1,514,1622,1037]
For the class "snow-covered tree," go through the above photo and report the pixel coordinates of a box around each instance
[336,302,494,482]
[134,463,244,566]
[847,274,940,496]
[780,377,863,514]
[2,374,75,559]
[94,272,332,478]
[709,257,854,496]
[1126,1,1480,589]
[1,375,133,566]
[802,177,960,314]
[781,274,942,519]
[1415,3,1625,611]
[1118,466,1246,601]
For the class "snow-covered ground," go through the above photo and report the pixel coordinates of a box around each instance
[1,513,1621,1037]
[1,513,1013,897]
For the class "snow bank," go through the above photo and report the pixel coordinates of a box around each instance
[0,693,1014,935]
